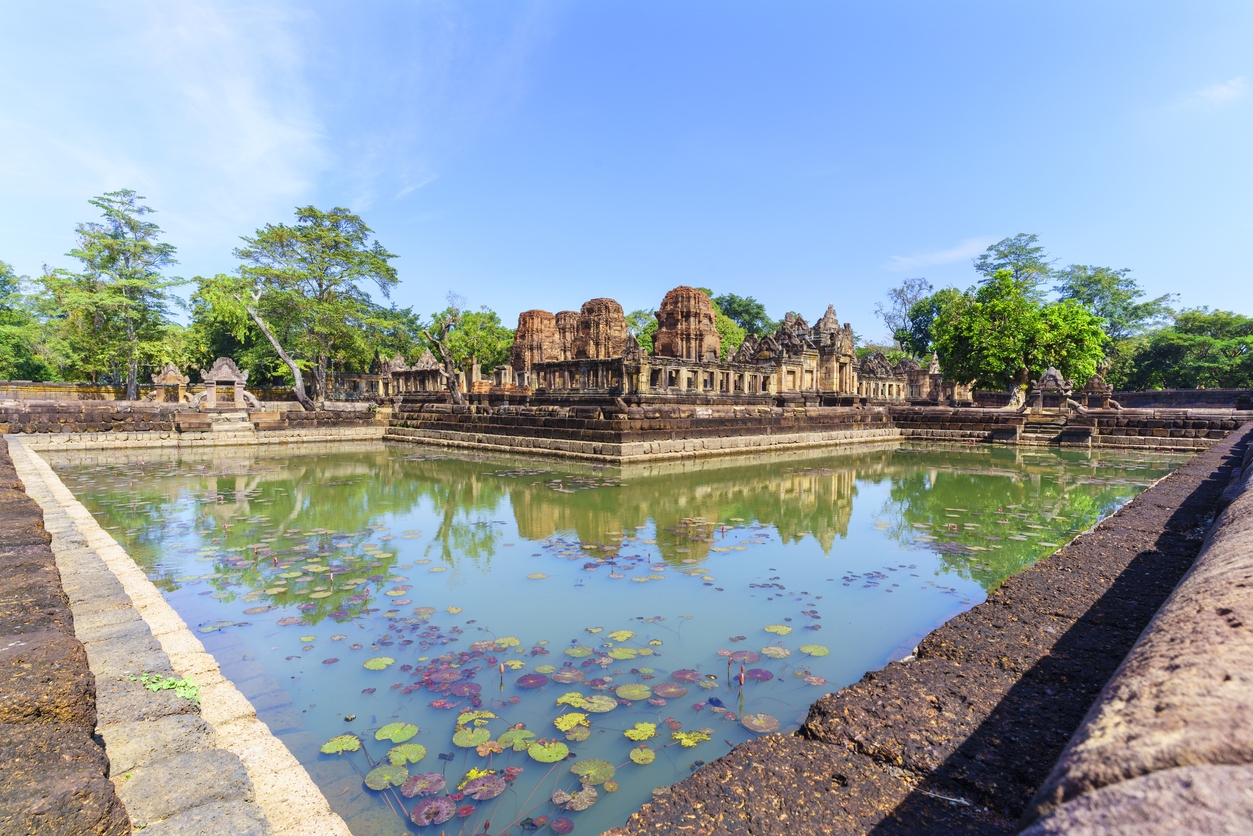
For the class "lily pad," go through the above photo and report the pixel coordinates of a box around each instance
[516,673,549,689]
[556,692,587,708]
[551,815,574,834]
[376,722,419,742]
[527,739,570,763]
[387,743,427,765]
[364,657,395,670]
[624,722,657,741]
[401,772,446,798]
[452,727,491,748]
[498,728,536,751]
[463,774,507,800]
[764,624,793,636]
[564,725,590,741]
[554,712,588,732]
[615,683,651,701]
[760,646,792,659]
[607,630,635,641]
[629,747,656,764]
[730,650,761,664]
[671,669,702,682]
[564,646,593,658]
[551,669,584,684]
[365,762,408,790]
[571,759,616,785]
[607,647,638,660]
[672,730,711,747]
[582,694,617,713]
[565,783,598,811]
[653,682,688,698]
[741,712,781,733]
[744,668,773,682]
[320,734,361,754]
[799,644,830,657]
[410,795,456,826]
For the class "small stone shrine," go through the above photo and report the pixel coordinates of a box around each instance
[148,363,189,403]
[198,357,256,409]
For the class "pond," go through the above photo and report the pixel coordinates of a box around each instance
[46,440,1191,836]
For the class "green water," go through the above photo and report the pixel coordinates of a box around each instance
[46,440,1190,836]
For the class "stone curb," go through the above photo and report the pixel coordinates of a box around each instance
[6,437,351,836]
[1020,423,1253,833]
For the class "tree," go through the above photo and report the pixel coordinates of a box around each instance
[422,293,467,405]
[38,190,183,397]
[201,206,399,410]
[0,260,60,381]
[695,288,748,360]
[896,288,962,358]
[1122,309,1253,390]
[973,234,1054,296]
[934,270,1106,391]
[711,293,775,336]
[1052,265,1175,343]
[625,310,658,353]
[419,304,514,371]
[874,278,932,346]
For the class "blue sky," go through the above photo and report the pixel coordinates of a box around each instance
[2,1,1250,341]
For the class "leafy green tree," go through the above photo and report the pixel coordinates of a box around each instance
[695,288,748,360]
[935,270,1106,390]
[1122,309,1253,389]
[1053,265,1175,343]
[0,260,59,381]
[197,206,398,410]
[626,310,659,354]
[711,293,775,336]
[38,191,184,396]
[419,304,514,371]
[896,287,963,358]
[973,234,1054,297]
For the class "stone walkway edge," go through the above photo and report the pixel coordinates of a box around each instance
[6,436,351,836]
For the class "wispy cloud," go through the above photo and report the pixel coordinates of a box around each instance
[886,237,995,271]
[1191,77,1246,105]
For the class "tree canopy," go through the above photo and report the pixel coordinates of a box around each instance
[874,278,932,346]
[711,293,775,336]
[1119,308,1253,390]
[934,270,1107,390]
[973,233,1054,296]
[896,287,963,358]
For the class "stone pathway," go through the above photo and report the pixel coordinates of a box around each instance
[7,437,350,836]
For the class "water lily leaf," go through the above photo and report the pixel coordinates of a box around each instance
[462,775,507,800]
[364,657,394,670]
[799,644,830,657]
[527,573,547,579]
[581,694,617,713]
[607,630,635,642]
[629,747,656,764]
[446,606,462,614]
[456,710,497,726]
[564,725,590,741]
[672,730,711,747]
[730,650,761,664]
[376,722,419,742]
[553,712,588,732]
[566,783,598,810]
[764,624,793,636]
[387,743,427,765]
[615,683,651,701]
[516,673,549,689]
[504,659,527,670]
[365,762,408,790]
[671,669,702,682]
[571,759,615,785]
[742,713,781,733]
[607,647,638,660]
[535,664,557,674]
[495,636,521,648]
[498,728,537,751]
[624,722,657,742]
[760,646,791,659]
[556,692,587,708]
[401,772,446,798]
[410,795,456,825]
[744,668,773,682]
[453,727,491,748]
[551,816,574,834]
[320,734,360,754]
[527,739,570,763]
[652,682,688,698]
[564,646,592,658]
[585,627,603,634]
[551,669,584,684]
[476,739,504,757]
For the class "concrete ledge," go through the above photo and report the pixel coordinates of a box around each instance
[6,437,351,836]
[1022,423,1253,831]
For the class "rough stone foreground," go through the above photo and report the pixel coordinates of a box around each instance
[609,423,1253,835]
[1,437,352,836]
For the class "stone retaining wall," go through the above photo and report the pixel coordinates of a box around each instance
[0,437,128,836]
[387,403,899,462]
[1019,425,1253,833]
[0,403,378,438]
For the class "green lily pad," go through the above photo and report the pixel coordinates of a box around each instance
[564,725,590,741]
[320,734,361,754]
[376,722,419,743]
[456,710,497,727]
[607,647,638,660]
[365,762,408,790]
[799,644,830,657]
[556,692,587,708]
[629,747,656,764]
[498,728,537,751]
[453,727,491,748]
[387,743,427,765]
[571,759,616,785]
[581,694,617,713]
[760,646,792,659]
[564,646,593,658]
[527,739,570,763]
[553,712,588,732]
[607,630,635,641]
[624,722,656,741]
[615,683,651,701]
[764,624,792,635]
[535,665,557,674]
[364,657,395,670]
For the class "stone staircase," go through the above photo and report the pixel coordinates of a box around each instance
[1020,414,1095,446]
[173,411,288,434]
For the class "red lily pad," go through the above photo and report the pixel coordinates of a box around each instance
[462,775,507,800]
[653,682,688,698]
[729,650,761,664]
[551,816,574,834]
[401,772,446,798]
[671,669,701,683]
[516,673,549,689]
[744,668,773,681]
[410,795,456,825]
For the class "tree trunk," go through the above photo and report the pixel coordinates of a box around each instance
[423,327,465,406]
[316,355,327,408]
[124,319,139,400]
[238,296,315,411]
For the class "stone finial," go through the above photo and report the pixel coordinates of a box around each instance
[1034,367,1070,391]
[150,363,189,386]
[816,304,839,332]
[653,286,722,362]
